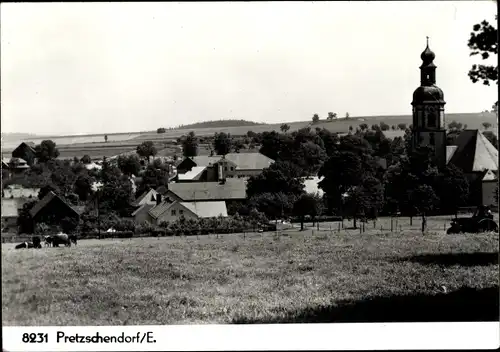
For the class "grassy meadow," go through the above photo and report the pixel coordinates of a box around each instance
[2,217,498,326]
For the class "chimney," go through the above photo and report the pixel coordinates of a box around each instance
[156,194,162,205]
[218,163,223,181]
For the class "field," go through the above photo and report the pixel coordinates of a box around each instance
[2,216,498,326]
[3,112,496,157]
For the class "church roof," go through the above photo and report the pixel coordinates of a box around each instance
[447,130,498,172]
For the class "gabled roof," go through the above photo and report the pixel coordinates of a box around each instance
[132,203,155,217]
[13,142,36,154]
[482,169,497,181]
[189,156,224,167]
[2,157,29,168]
[448,130,498,172]
[29,191,79,218]
[381,130,406,139]
[180,201,228,218]
[167,179,247,201]
[177,166,206,180]
[133,188,158,206]
[148,199,176,219]
[446,145,458,164]
[186,153,274,171]
[223,153,274,170]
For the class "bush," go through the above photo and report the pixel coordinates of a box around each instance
[157,128,166,134]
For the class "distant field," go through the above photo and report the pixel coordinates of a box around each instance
[2,112,496,157]
[2,219,498,325]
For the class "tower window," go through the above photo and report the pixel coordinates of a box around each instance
[427,113,436,127]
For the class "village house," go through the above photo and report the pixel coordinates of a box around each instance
[132,193,228,225]
[11,142,37,166]
[29,191,83,228]
[160,178,247,203]
[1,157,30,178]
[175,152,274,182]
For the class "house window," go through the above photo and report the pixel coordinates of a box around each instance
[225,167,228,171]
[429,133,435,145]
[171,210,176,216]
[230,167,234,171]
[179,210,184,215]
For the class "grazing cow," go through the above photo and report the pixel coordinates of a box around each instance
[69,234,77,246]
[50,233,72,247]
[44,235,53,247]
[32,236,42,249]
[15,242,35,249]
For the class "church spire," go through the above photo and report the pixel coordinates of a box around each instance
[420,37,437,86]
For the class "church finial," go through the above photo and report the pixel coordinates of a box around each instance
[421,36,435,63]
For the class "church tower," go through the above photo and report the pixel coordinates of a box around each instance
[411,38,447,169]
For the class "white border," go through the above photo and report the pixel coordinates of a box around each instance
[2,323,500,351]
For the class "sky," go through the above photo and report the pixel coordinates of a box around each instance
[1,1,497,135]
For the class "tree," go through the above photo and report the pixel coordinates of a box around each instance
[135,163,170,198]
[249,192,297,220]
[157,127,166,134]
[81,155,92,164]
[293,141,327,175]
[293,193,322,231]
[318,150,366,217]
[213,132,232,155]
[448,120,463,131]
[343,176,384,228]
[482,121,492,130]
[397,123,407,130]
[483,131,498,149]
[35,140,60,162]
[379,122,390,131]
[117,154,141,176]
[104,135,108,143]
[182,131,199,157]
[246,161,304,197]
[61,216,79,234]
[327,112,337,121]
[136,141,157,163]
[280,123,290,133]
[411,184,440,233]
[315,128,340,157]
[345,112,350,119]
[259,131,293,161]
[17,200,37,234]
[74,174,94,201]
[438,164,470,217]
[312,114,320,124]
[468,17,498,86]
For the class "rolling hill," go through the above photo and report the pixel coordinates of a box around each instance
[1,112,496,155]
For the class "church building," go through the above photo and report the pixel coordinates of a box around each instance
[411,38,498,207]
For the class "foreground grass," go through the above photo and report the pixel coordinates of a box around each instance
[2,230,498,325]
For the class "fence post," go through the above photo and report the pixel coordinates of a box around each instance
[338,222,341,232]
[391,218,394,232]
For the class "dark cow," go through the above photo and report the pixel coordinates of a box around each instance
[15,236,42,249]
[32,236,42,249]
[49,233,77,247]
[15,242,35,249]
